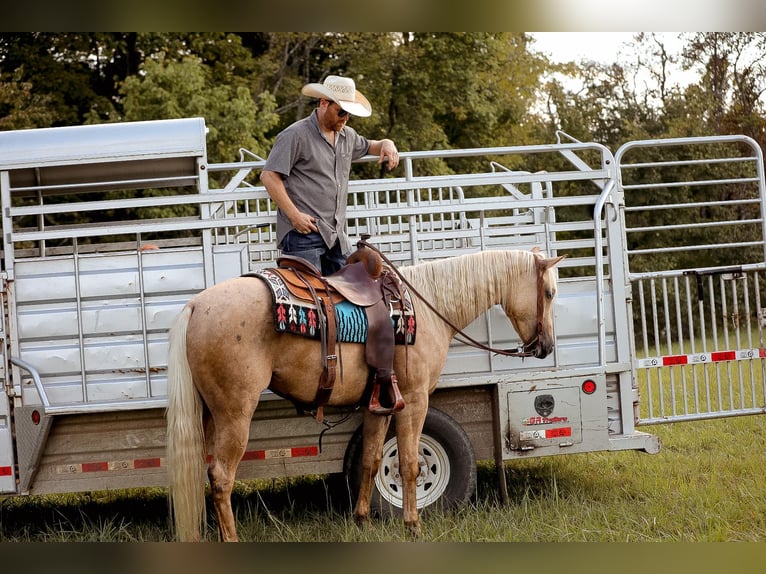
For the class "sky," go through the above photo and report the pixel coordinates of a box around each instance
[530,32,669,65]
[528,32,698,91]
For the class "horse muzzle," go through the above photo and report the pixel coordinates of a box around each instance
[522,335,553,359]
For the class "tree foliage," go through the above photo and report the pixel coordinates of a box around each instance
[4,32,765,154]
[3,32,766,264]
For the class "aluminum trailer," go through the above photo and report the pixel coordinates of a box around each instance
[1,118,764,513]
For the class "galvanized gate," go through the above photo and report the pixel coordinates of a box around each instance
[616,135,766,424]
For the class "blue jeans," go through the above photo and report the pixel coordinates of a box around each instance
[280,231,346,276]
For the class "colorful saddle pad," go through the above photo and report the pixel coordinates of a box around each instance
[255,268,416,345]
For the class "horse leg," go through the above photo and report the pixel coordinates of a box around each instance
[203,408,215,454]
[352,411,392,526]
[393,400,429,536]
[206,414,254,542]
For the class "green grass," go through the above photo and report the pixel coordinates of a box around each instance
[1,416,764,542]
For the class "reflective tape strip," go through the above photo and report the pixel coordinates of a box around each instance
[637,348,766,368]
[207,445,320,464]
[55,445,319,475]
[241,446,319,461]
[56,457,165,475]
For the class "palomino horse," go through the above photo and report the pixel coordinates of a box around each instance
[165,248,565,541]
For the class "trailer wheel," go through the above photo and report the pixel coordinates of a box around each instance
[344,407,476,517]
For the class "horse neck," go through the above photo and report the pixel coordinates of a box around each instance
[401,251,532,331]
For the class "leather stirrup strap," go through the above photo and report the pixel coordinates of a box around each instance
[292,271,338,422]
[315,296,337,408]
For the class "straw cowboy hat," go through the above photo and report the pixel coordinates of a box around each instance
[301,75,372,117]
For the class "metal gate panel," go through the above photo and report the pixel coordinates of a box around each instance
[633,268,766,423]
[616,135,766,424]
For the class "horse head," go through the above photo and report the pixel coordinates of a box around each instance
[505,249,567,359]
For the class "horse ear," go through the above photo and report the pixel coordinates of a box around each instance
[541,254,568,271]
[530,247,567,270]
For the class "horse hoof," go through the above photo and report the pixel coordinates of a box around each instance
[405,520,422,538]
[354,513,372,529]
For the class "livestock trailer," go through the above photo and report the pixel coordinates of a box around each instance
[1,118,764,514]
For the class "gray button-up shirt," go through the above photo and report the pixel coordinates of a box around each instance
[264,110,370,255]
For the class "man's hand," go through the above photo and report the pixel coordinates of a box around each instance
[371,138,399,170]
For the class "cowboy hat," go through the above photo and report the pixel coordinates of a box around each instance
[301,75,372,117]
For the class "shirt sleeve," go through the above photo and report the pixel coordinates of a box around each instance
[264,127,300,177]
[348,126,370,161]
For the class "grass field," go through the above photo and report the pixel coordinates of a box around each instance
[1,414,764,543]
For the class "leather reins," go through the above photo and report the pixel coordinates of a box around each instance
[357,239,546,358]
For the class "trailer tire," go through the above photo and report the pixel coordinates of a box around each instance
[344,406,476,518]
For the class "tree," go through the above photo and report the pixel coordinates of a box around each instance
[120,55,277,165]
[0,68,57,129]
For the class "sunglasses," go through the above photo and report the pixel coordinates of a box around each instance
[327,101,349,117]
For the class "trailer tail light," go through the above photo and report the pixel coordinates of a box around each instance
[582,379,597,394]
[31,409,41,425]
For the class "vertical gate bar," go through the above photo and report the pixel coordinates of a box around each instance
[712,275,724,411]
[755,273,766,408]
[742,274,756,409]
[638,280,654,419]
[662,277,677,417]
[673,276,689,415]
[651,278,665,417]
[732,276,746,409]
[756,273,764,348]
[697,276,712,412]
[720,276,735,411]
[684,274,700,414]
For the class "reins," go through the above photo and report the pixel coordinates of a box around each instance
[357,238,544,358]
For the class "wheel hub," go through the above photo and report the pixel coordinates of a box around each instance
[375,433,451,510]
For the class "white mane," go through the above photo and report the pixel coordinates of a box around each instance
[399,250,537,326]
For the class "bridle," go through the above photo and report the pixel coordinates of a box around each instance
[357,239,549,358]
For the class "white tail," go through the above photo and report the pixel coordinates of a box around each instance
[166,304,207,541]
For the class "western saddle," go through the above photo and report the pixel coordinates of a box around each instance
[270,243,406,420]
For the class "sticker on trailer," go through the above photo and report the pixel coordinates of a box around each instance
[637,348,766,368]
[522,416,569,426]
[519,427,572,440]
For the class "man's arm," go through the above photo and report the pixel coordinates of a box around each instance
[367,138,399,169]
[260,170,317,234]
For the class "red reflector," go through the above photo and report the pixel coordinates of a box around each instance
[547,427,572,438]
[134,458,162,469]
[82,461,109,473]
[31,410,41,425]
[291,446,319,457]
[582,379,597,394]
[711,351,736,362]
[0,466,12,476]
[241,450,265,461]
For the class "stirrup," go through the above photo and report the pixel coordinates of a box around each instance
[368,373,405,415]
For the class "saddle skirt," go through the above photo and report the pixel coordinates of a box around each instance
[273,257,383,307]
[255,267,416,345]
